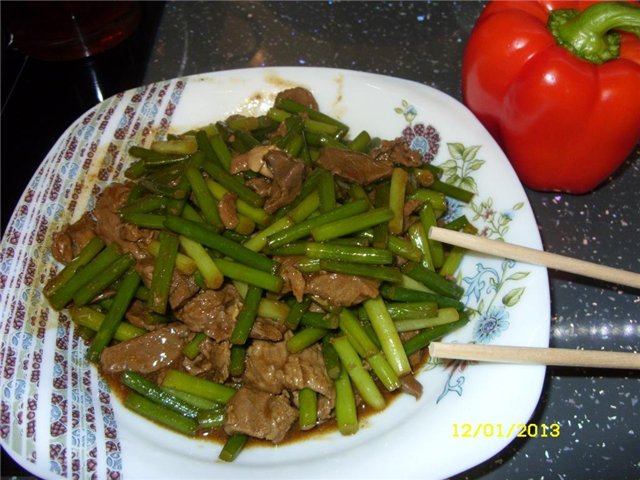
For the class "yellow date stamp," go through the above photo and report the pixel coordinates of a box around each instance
[452,423,561,439]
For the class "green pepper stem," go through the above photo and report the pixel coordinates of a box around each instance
[549,1,640,64]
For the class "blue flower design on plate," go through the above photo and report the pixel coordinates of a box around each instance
[71,387,92,404]
[473,306,510,344]
[11,331,33,350]
[29,289,44,307]
[72,428,97,448]
[50,460,62,475]
[462,263,500,304]
[12,213,26,232]
[409,135,428,154]
[437,372,465,403]
[51,403,63,423]
[102,412,117,428]
[107,451,122,470]
[56,323,67,337]
[0,260,10,275]
[70,344,90,365]
[442,198,465,224]
[59,161,80,179]
[501,209,515,222]
[3,379,26,400]
[78,125,96,141]
[141,101,159,119]
[118,114,130,129]
[52,361,64,379]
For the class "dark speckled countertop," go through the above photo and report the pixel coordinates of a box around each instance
[2,1,639,479]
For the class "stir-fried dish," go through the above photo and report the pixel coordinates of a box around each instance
[45,87,476,461]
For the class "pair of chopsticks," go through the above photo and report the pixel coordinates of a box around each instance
[425,227,640,370]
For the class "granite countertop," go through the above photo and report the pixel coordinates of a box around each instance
[2,2,638,479]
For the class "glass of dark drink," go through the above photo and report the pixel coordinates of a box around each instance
[3,1,141,61]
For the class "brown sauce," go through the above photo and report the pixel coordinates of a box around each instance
[102,348,429,451]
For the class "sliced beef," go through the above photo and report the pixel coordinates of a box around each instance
[261,150,305,214]
[250,317,288,342]
[93,183,156,259]
[218,192,239,230]
[201,340,231,382]
[243,337,335,401]
[370,138,422,168]
[118,223,157,247]
[275,87,318,110]
[245,177,272,198]
[243,338,288,394]
[282,341,335,400]
[135,256,199,310]
[268,120,289,140]
[400,330,427,369]
[224,387,297,443]
[169,272,199,309]
[316,147,393,185]
[175,285,242,341]
[305,272,380,307]
[403,198,423,219]
[317,395,334,422]
[100,323,191,373]
[51,213,97,264]
[229,145,277,177]
[125,300,167,331]
[236,148,305,214]
[279,260,381,307]
[276,256,306,302]
[403,198,424,234]
[400,374,423,400]
[182,339,231,383]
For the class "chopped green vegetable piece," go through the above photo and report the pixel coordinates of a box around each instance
[121,370,199,418]
[161,369,236,404]
[148,231,179,315]
[311,207,394,242]
[299,388,318,431]
[219,434,248,462]
[230,285,262,345]
[331,336,385,411]
[124,392,198,436]
[334,366,358,435]
[44,236,105,298]
[48,243,121,310]
[87,269,141,362]
[401,261,465,299]
[363,297,411,377]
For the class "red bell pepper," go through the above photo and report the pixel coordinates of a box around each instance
[462,1,640,193]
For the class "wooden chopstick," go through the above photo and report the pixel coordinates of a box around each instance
[426,229,640,370]
[428,226,640,289]
[429,342,640,370]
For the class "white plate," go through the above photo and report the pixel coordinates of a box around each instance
[0,67,550,480]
